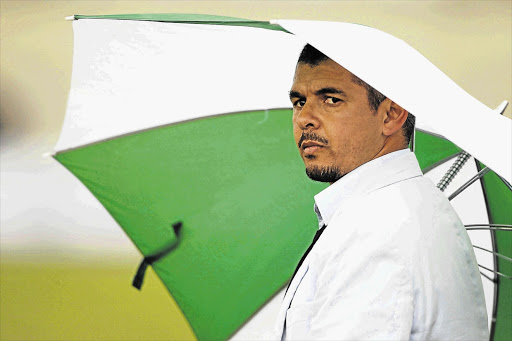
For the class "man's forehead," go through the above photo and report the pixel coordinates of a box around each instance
[291,79,344,92]
[291,63,357,94]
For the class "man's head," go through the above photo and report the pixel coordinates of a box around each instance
[290,44,415,183]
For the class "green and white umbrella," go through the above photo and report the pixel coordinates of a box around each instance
[54,14,511,340]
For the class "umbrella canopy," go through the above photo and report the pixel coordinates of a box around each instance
[54,14,511,340]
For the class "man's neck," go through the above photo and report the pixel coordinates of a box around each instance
[370,135,409,164]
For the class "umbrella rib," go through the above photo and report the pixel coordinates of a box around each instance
[415,127,447,140]
[480,271,497,283]
[448,167,490,201]
[478,264,512,280]
[466,227,512,231]
[466,224,512,231]
[497,173,512,191]
[466,224,512,227]
[422,153,460,175]
[472,245,512,262]
[53,108,293,155]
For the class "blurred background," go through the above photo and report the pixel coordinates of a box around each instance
[1,1,511,340]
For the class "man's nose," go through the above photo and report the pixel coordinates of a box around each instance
[295,102,320,130]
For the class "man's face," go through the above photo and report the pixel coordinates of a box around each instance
[290,59,386,183]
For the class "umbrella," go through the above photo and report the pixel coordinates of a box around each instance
[53,14,511,340]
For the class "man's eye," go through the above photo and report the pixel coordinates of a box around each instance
[293,99,306,108]
[325,97,342,104]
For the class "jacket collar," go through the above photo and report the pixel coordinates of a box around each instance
[314,149,422,229]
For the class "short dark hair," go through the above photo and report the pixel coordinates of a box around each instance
[297,44,415,145]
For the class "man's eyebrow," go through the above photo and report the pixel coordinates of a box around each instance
[315,87,346,96]
[289,90,304,99]
[289,87,346,100]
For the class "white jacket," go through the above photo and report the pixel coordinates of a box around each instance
[275,149,488,340]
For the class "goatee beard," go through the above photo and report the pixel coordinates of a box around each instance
[305,165,343,183]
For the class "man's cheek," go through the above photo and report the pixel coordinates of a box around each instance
[293,130,301,146]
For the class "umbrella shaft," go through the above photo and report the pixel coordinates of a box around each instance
[437,151,471,191]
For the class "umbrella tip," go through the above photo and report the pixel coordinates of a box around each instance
[65,15,75,21]
[494,101,509,115]
[41,152,54,158]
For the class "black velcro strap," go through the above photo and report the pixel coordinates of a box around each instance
[132,259,150,290]
[132,221,183,290]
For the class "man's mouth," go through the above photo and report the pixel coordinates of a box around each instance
[298,132,328,149]
[302,141,325,154]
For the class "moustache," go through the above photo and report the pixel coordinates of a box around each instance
[298,131,329,148]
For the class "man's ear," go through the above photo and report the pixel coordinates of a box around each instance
[380,100,408,137]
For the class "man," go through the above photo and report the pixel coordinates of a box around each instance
[274,44,488,340]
